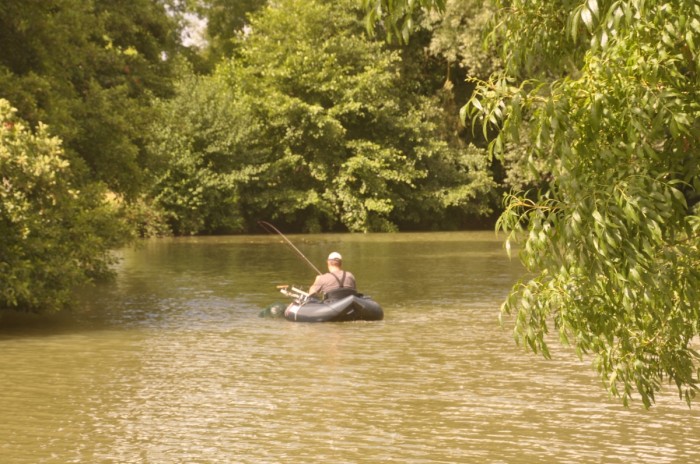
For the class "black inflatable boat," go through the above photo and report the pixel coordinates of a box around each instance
[261,286,383,322]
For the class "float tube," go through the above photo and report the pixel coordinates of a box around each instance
[262,286,383,322]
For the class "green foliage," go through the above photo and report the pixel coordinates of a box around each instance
[212,0,494,232]
[0,0,180,197]
[121,195,172,238]
[467,0,700,407]
[364,0,529,195]
[0,100,127,312]
[422,0,500,79]
[0,0,181,311]
[147,68,263,235]
[362,0,446,43]
[197,0,267,66]
[367,0,700,407]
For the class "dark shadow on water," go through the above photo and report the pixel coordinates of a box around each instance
[0,307,94,338]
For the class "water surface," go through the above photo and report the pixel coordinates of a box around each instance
[1,232,698,463]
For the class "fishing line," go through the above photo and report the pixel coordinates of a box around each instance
[258,221,322,276]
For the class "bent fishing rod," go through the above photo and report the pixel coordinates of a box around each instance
[258,221,322,276]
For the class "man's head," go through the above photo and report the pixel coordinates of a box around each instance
[327,251,342,268]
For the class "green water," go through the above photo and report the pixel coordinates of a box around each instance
[1,232,698,463]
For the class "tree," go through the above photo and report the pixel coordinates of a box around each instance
[0,100,127,312]
[147,67,263,235]
[0,1,183,311]
[367,0,546,195]
[213,0,494,232]
[198,0,267,66]
[0,0,181,197]
[368,0,700,407]
[420,0,499,80]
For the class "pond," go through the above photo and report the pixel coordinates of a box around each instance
[0,232,698,463]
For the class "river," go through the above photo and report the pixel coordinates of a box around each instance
[0,232,698,463]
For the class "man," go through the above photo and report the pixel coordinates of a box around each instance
[308,251,357,300]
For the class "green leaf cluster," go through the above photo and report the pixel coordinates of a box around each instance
[469,0,700,407]
[0,0,183,311]
[362,0,446,43]
[421,0,501,79]
[0,100,127,312]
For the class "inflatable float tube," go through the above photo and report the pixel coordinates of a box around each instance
[284,294,384,322]
[260,285,384,322]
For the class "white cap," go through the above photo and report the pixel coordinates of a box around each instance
[327,252,342,261]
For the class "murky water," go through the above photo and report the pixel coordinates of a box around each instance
[1,232,698,463]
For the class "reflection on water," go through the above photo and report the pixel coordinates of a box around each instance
[1,232,698,463]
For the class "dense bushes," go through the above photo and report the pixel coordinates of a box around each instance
[0,100,127,312]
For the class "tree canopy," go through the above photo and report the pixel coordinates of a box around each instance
[0,0,181,197]
[149,0,495,234]
[370,0,700,407]
[0,0,181,311]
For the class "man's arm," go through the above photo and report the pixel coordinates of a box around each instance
[308,274,325,295]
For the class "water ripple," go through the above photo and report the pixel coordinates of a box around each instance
[1,234,699,463]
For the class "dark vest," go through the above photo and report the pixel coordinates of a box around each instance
[325,271,357,301]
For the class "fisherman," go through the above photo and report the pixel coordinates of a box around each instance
[308,252,357,300]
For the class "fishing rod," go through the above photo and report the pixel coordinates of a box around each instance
[258,221,322,276]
